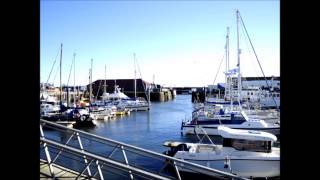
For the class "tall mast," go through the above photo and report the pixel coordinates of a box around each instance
[73,52,76,106]
[59,43,63,104]
[104,64,107,94]
[236,10,242,108]
[134,53,137,99]
[225,27,230,101]
[225,26,233,110]
[90,58,93,104]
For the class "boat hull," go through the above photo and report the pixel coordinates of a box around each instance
[175,158,279,178]
[182,125,280,136]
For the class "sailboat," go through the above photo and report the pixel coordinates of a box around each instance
[206,13,279,111]
[109,53,150,111]
[123,53,150,111]
[181,10,280,136]
[41,45,95,127]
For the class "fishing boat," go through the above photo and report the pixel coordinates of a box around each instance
[165,126,280,178]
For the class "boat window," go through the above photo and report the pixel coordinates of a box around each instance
[240,111,249,121]
[196,145,215,153]
[231,139,271,153]
[222,138,232,147]
[175,144,189,152]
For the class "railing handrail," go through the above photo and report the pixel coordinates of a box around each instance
[40,137,170,180]
[40,119,248,180]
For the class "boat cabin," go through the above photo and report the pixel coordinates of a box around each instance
[218,126,277,153]
[222,138,272,153]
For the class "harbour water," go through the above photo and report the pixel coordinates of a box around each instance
[41,95,213,179]
[44,95,210,153]
[41,95,279,179]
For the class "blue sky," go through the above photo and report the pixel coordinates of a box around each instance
[40,0,279,87]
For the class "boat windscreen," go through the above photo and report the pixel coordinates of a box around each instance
[241,111,249,121]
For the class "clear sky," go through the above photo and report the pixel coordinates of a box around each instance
[40,0,279,87]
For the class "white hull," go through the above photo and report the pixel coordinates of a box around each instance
[182,125,280,136]
[176,158,279,178]
[126,106,150,111]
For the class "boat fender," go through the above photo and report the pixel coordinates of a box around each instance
[80,115,86,121]
[224,156,230,169]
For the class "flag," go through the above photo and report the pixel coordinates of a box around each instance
[224,67,239,76]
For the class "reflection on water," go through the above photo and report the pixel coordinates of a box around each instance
[78,95,195,153]
[41,95,280,179]
[43,95,279,152]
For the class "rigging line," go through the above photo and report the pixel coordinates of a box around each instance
[212,53,225,86]
[52,61,60,86]
[46,47,60,85]
[66,56,74,86]
[135,56,148,101]
[239,12,278,109]
[95,80,102,99]
[240,23,260,79]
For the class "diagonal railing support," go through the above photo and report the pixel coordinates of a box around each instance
[40,124,55,178]
[121,145,134,180]
[76,132,92,176]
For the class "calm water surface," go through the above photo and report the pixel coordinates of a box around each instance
[80,95,205,153]
[41,95,279,179]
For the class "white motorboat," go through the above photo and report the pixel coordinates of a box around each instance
[165,126,280,178]
[181,108,280,136]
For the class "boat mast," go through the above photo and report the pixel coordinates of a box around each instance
[104,64,107,96]
[73,52,76,107]
[236,10,242,109]
[134,53,137,100]
[225,27,229,95]
[90,58,93,104]
[226,27,233,110]
[59,43,63,105]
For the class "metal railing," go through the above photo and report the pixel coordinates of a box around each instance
[40,119,248,180]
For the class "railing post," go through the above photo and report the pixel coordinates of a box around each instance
[121,145,133,180]
[172,160,182,180]
[40,124,55,178]
[96,160,104,180]
[76,132,92,176]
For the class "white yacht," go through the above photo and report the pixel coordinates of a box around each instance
[40,93,60,115]
[165,126,280,178]
[181,108,280,136]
